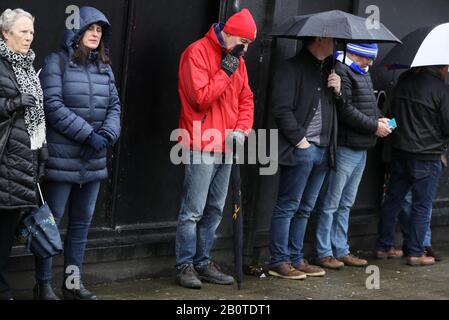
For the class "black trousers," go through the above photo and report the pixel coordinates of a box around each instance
[0,209,20,298]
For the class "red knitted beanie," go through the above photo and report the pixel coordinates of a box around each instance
[223,8,257,41]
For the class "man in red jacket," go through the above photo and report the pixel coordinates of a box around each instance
[175,9,256,289]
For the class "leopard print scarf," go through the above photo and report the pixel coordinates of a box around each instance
[0,38,46,150]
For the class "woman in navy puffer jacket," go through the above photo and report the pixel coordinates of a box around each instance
[35,7,121,300]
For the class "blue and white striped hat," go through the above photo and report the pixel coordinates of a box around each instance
[346,43,378,60]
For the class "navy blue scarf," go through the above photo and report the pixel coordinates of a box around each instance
[214,23,226,48]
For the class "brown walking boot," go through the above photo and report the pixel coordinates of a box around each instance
[315,256,344,269]
[295,259,325,277]
[375,248,403,259]
[268,262,307,280]
[337,254,368,267]
[407,255,435,266]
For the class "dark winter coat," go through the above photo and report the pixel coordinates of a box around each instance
[390,69,449,160]
[39,7,121,184]
[271,48,344,167]
[0,57,40,210]
[334,61,380,150]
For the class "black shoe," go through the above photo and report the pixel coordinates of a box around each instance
[62,282,97,300]
[425,246,443,261]
[33,281,60,300]
[0,296,13,300]
[402,244,409,257]
[196,262,235,285]
[176,265,202,289]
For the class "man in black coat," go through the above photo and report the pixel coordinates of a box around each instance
[376,65,449,266]
[314,43,392,269]
[268,37,344,280]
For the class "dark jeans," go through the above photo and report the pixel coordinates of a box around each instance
[270,145,329,267]
[398,189,432,249]
[35,181,101,281]
[376,159,441,257]
[0,209,20,298]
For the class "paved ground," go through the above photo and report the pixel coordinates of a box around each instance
[14,248,449,300]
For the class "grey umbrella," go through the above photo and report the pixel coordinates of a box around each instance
[270,10,400,43]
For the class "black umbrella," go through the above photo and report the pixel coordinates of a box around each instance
[270,10,401,43]
[231,140,244,290]
[382,23,449,69]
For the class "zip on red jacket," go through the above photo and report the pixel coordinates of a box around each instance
[178,25,254,153]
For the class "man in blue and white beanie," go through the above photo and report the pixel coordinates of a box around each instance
[347,43,378,60]
[334,43,378,75]
[315,42,394,270]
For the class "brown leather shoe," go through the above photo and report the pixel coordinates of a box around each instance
[315,256,344,269]
[375,248,403,259]
[407,255,435,266]
[337,254,368,267]
[268,262,307,280]
[295,259,326,277]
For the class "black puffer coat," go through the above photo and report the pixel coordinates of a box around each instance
[334,61,380,150]
[0,56,43,210]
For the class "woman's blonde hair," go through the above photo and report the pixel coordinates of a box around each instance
[0,8,34,39]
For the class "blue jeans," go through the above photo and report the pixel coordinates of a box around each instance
[35,181,101,281]
[376,159,441,257]
[316,147,366,259]
[398,189,432,248]
[175,151,231,269]
[270,144,329,267]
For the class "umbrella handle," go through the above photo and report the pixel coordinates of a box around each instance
[332,41,348,70]
[332,40,337,69]
[36,183,45,205]
[232,205,240,220]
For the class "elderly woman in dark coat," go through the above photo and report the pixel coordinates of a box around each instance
[35,6,121,300]
[0,8,47,300]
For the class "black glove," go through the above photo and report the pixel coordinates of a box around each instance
[6,94,36,114]
[221,44,244,77]
[86,132,108,152]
